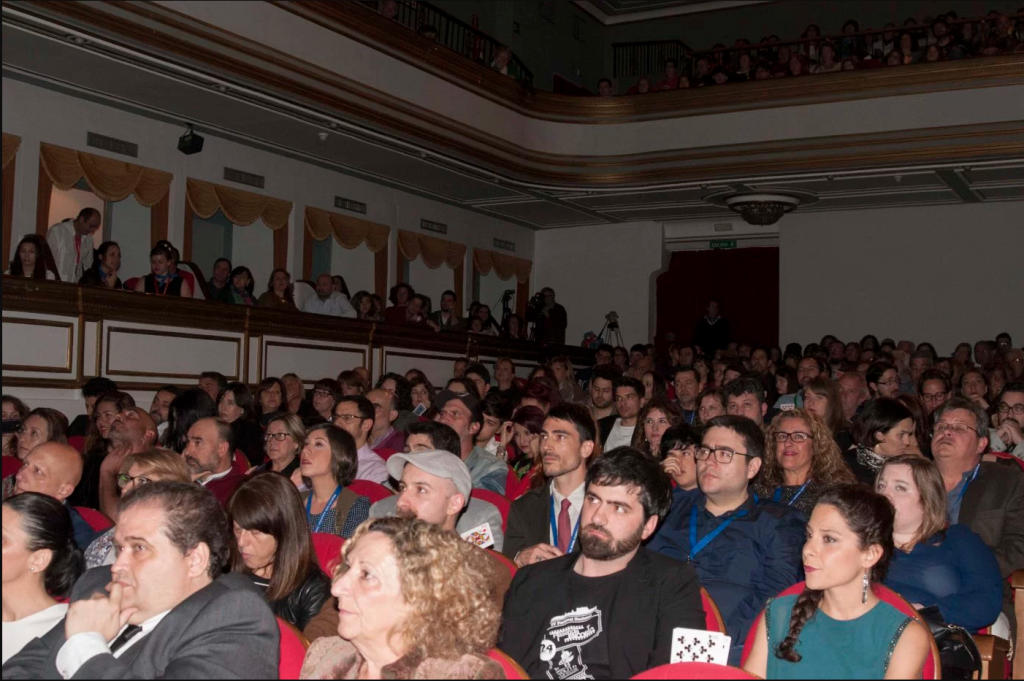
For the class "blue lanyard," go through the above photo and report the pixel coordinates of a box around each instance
[550,495,582,552]
[954,465,980,510]
[684,410,696,425]
[773,480,811,507]
[688,504,748,562]
[306,485,342,534]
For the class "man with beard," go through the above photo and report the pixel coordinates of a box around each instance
[96,407,158,520]
[499,447,705,679]
[148,385,180,440]
[585,364,618,426]
[182,416,243,506]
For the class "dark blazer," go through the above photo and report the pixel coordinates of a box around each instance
[2,567,279,680]
[502,486,551,560]
[597,414,616,448]
[498,547,705,679]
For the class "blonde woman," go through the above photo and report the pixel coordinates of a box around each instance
[754,408,856,515]
[300,517,503,679]
[549,356,585,404]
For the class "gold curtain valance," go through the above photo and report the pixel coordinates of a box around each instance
[186,178,291,230]
[304,206,389,252]
[2,133,21,171]
[473,248,532,283]
[398,229,466,270]
[39,142,172,207]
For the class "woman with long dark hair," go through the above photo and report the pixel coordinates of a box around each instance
[228,473,331,630]
[297,424,370,539]
[69,391,135,509]
[5,235,55,280]
[743,484,930,679]
[78,241,124,289]
[161,388,217,453]
[256,268,296,310]
[2,493,84,663]
[218,266,256,306]
[218,382,265,467]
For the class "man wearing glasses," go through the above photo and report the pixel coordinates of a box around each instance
[330,396,388,484]
[931,397,1024,632]
[992,382,1024,459]
[647,415,805,665]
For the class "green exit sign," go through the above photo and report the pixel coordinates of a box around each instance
[710,239,737,249]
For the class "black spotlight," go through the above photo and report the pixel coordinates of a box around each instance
[177,124,204,155]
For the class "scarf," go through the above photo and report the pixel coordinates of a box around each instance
[856,446,886,473]
[153,272,176,286]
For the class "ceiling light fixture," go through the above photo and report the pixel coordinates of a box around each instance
[705,189,817,226]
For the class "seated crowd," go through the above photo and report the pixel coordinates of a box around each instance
[6,210,568,343]
[601,9,1024,96]
[1,327,1022,679]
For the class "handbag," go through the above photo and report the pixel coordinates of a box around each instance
[916,605,981,680]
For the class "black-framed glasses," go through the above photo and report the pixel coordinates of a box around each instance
[264,432,292,442]
[329,413,363,424]
[695,446,751,464]
[773,431,811,444]
[921,392,948,404]
[997,402,1024,415]
[117,473,152,489]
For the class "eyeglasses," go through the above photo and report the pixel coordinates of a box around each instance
[921,392,948,404]
[264,432,292,442]
[117,473,152,489]
[933,422,979,437]
[312,390,334,398]
[329,414,363,424]
[877,379,899,388]
[695,446,751,464]
[773,431,811,444]
[997,403,1024,415]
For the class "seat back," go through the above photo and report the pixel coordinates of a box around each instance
[73,507,114,531]
[632,662,760,680]
[311,532,346,575]
[487,649,529,679]
[348,480,393,503]
[373,447,399,462]
[67,435,86,454]
[277,617,309,679]
[986,450,1024,472]
[486,548,517,580]
[471,488,510,533]
[2,456,23,479]
[176,262,206,300]
[293,280,315,311]
[124,277,140,290]
[701,587,726,633]
[740,581,939,680]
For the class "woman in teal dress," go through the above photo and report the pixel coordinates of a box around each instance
[743,484,931,679]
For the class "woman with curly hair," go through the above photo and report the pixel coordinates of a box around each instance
[300,517,504,679]
[743,484,930,679]
[631,397,682,459]
[754,408,855,516]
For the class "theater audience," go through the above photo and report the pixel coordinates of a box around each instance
[672,366,703,425]
[726,375,769,426]
[12,442,98,550]
[3,482,279,678]
[803,376,854,451]
[311,378,342,422]
[247,412,304,477]
[365,388,406,452]
[1,493,84,664]
[993,381,1024,458]
[755,408,856,516]
[6,234,56,280]
[184,416,245,506]
[586,364,618,424]
[428,289,462,331]
[474,392,513,458]
[216,266,255,306]
[206,257,232,300]
[960,368,991,410]
[867,361,900,399]
[337,370,367,396]
[78,241,124,289]
[282,373,319,423]
[256,267,296,310]
[877,455,1003,633]
[46,207,100,283]
[216,382,264,467]
[93,406,158,521]
[134,244,191,297]
[85,448,191,568]
[836,370,869,421]
[894,393,930,457]
[330,396,389,484]
[161,387,217,453]
[255,377,286,427]
[146,385,177,440]
[300,517,503,679]
[228,473,331,630]
[303,274,356,318]
[550,356,584,404]
[602,376,645,451]
[847,398,915,484]
[16,407,69,462]
[436,390,508,494]
[298,424,371,538]
[648,415,805,664]
[2,395,30,458]
[697,386,727,425]
[510,404,545,483]
[658,424,701,493]
[198,371,227,402]
[632,397,682,459]
[500,446,704,678]
[743,484,930,679]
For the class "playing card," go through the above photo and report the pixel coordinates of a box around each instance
[460,522,495,549]
[671,627,732,665]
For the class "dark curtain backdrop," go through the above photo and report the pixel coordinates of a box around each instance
[656,247,779,351]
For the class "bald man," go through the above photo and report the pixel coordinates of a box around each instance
[97,407,159,520]
[836,371,869,422]
[301,273,356,317]
[14,442,99,548]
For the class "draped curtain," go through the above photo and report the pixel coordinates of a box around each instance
[397,229,465,270]
[472,248,532,283]
[304,206,389,251]
[2,133,21,172]
[185,178,290,230]
[39,142,172,206]
[2,133,20,267]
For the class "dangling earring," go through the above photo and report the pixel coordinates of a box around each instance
[862,569,870,604]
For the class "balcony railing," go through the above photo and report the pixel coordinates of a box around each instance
[373,0,534,88]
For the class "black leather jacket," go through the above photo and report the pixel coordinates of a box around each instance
[253,564,332,631]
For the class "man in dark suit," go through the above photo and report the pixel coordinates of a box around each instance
[932,398,1024,631]
[2,481,278,679]
[503,404,597,566]
[499,447,705,679]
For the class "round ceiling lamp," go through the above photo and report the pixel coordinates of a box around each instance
[704,189,818,226]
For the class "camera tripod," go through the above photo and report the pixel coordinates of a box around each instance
[596,316,624,348]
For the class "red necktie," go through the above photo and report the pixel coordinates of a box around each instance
[557,498,572,553]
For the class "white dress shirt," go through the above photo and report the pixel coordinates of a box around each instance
[302,291,357,318]
[603,418,635,451]
[55,610,169,679]
[2,603,68,664]
[46,219,93,283]
[548,479,586,549]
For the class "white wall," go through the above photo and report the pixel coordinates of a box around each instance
[107,195,151,282]
[3,77,532,295]
[779,203,1024,356]
[330,241,375,296]
[407,257,456,311]
[232,220,275,296]
[534,221,663,347]
[477,269,517,320]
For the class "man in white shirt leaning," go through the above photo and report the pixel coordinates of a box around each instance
[302,273,356,318]
[46,208,101,283]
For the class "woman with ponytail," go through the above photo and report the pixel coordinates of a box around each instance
[743,484,930,679]
[1,492,84,663]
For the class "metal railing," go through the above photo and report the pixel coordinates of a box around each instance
[373,0,534,87]
[612,39,692,79]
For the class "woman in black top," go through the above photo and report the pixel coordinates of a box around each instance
[217,382,265,468]
[134,245,191,297]
[227,473,331,631]
[247,412,304,478]
[78,241,125,290]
